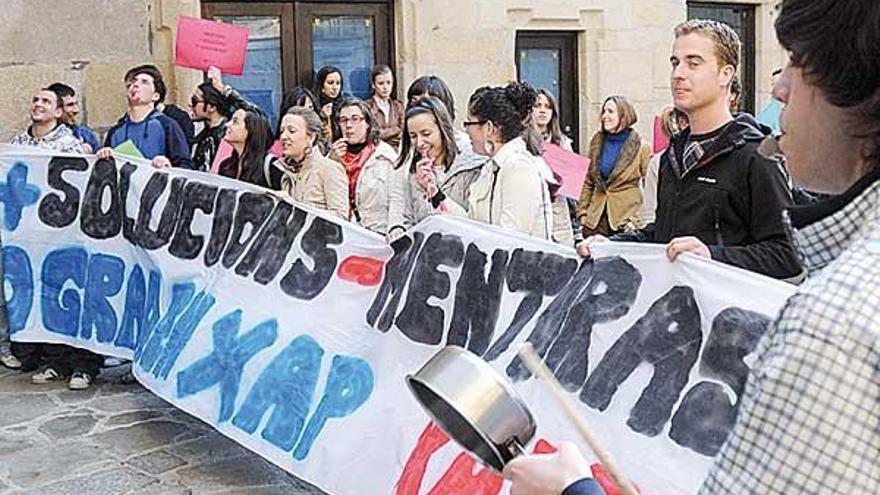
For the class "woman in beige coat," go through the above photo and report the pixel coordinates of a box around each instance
[577,95,652,237]
[274,106,349,219]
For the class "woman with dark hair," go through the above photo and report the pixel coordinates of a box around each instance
[386,77,486,238]
[205,67,274,172]
[313,66,344,141]
[576,95,652,237]
[533,88,582,246]
[419,81,554,239]
[406,75,458,121]
[533,89,573,151]
[328,97,397,234]
[404,76,485,175]
[277,86,321,136]
[217,108,275,187]
[368,65,405,147]
[274,106,349,219]
[266,86,325,158]
[388,96,474,239]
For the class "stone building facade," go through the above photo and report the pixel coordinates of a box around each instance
[0,0,785,150]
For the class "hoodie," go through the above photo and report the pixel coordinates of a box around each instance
[614,113,802,280]
[105,109,193,169]
[10,123,84,154]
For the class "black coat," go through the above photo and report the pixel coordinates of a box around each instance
[616,114,802,280]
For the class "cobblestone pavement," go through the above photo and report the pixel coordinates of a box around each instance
[0,364,329,495]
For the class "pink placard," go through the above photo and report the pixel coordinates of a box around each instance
[653,115,670,154]
[542,143,591,200]
[175,16,249,75]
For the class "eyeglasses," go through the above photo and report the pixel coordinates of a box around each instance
[338,115,365,126]
[463,120,486,128]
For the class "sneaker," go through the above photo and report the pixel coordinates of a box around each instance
[32,368,62,384]
[1,354,22,369]
[68,372,92,390]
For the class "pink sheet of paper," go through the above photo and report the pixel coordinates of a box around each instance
[653,115,670,154]
[542,142,590,200]
[175,16,249,75]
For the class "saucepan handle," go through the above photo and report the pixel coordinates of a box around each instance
[507,438,526,460]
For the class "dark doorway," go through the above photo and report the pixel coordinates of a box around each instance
[516,31,579,151]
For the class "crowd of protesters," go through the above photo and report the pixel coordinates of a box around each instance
[4,1,880,492]
[0,21,803,385]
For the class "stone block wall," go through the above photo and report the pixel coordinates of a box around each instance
[0,0,784,150]
[0,0,199,142]
[395,0,785,150]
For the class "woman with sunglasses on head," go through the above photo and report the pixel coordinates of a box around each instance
[328,98,397,234]
[386,77,486,240]
[273,106,349,219]
[388,96,469,240]
[418,81,554,239]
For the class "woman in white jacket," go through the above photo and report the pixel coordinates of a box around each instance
[418,82,553,240]
[329,98,397,234]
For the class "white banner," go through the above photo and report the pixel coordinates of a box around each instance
[1,146,794,494]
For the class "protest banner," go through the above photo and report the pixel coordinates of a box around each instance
[1,145,794,494]
[175,16,249,75]
[541,143,590,199]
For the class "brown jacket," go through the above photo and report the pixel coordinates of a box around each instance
[368,96,405,148]
[577,129,652,231]
[276,152,350,220]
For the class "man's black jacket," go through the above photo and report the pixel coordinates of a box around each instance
[616,114,802,280]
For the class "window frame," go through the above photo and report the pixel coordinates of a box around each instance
[202,2,297,89]
[294,2,394,93]
[515,31,580,151]
[202,1,395,97]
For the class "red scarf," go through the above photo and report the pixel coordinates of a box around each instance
[341,142,376,219]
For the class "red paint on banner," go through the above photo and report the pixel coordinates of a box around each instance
[395,422,451,495]
[427,453,503,495]
[396,422,567,495]
[533,439,557,454]
[592,463,642,495]
[337,255,385,286]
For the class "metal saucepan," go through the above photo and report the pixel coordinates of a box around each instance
[405,346,536,472]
